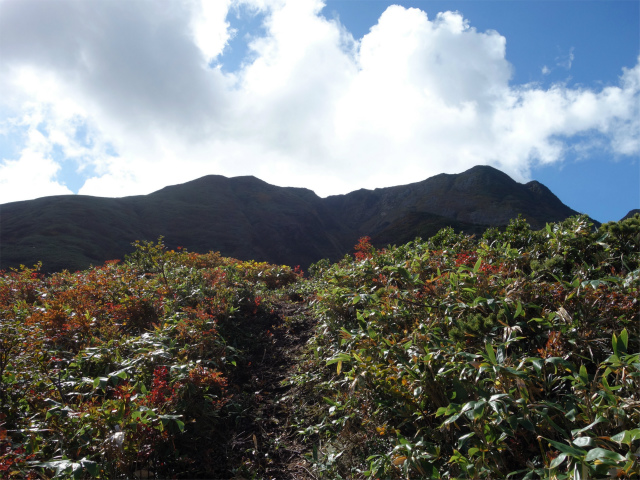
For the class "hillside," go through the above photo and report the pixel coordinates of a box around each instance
[0,166,585,273]
[0,214,638,479]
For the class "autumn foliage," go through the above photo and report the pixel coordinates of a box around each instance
[0,240,300,478]
[1,214,639,479]
[295,215,640,479]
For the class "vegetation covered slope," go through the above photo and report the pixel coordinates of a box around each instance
[294,214,639,479]
[0,166,585,274]
[1,214,638,479]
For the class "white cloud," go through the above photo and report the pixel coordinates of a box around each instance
[0,0,638,203]
[0,124,73,203]
[190,0,234,62]
[556,46,575,70]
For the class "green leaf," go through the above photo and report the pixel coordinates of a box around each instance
[578,364,589,385]
[93,377,108,389]
[174,419,185,432]
[323,397,338,407]
[473,401,486,420]
[544,438,587,458]
[421,464,440,478]
[550,453,567,469]
[573,462,589,480]
[619,328,628,353]
[444,413,461,425]
[518,418,535,432]
[611,429,640,446]
[571,416,608,436]
[572,437,594,448]
[473,257,482,274]
[485,343,497,365]
[584,448,625,463]
[326,353,351,365]
[514,301,523,319]
[529,358,543,373]
[435,407,448,417]
[79,459,99,477]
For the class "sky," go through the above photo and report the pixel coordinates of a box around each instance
[0,0,638,223]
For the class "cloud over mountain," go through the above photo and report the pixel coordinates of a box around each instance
[0,0,638,203]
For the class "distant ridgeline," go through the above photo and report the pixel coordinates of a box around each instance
[0,165,600,273]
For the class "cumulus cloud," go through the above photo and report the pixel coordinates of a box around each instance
[0,120,73,202]
[0,0,638,204]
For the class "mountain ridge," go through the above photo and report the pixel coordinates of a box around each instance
[1,165,590,273]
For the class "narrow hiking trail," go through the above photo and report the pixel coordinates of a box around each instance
[224,299,319,480]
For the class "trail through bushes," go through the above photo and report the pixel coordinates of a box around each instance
[1,215,639,479]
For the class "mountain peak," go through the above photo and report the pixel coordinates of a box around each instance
[622,209,640,221]
[1,165,586,273]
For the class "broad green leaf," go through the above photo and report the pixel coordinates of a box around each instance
[473,401,486,420]
[93,377,108,389]
[473,257,482,274]
[578,364,589,384]
[340,327,352,338]
[79,459,99,477]
[611,429,640,446]
[529,357,543,373]
[485,343,497,365]
[518,418,535,432]
[443,413,461,425]
[514,301,523,319]
[572,437,594,448]
[571,416,608,436]
[584,448,626,462]
[550,453,567,469]
[573,462,589,480]
[544,438,587,458]
[619,329,628,353]
[326,353,351,365]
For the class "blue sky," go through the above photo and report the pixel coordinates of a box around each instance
[0,0,638,223]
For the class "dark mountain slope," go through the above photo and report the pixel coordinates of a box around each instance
[1,166,586,273]
[622,209,640,221]
[0,195,143,272]
[1,175,348,272]
[325,165,578,236]
[136,175,348,266]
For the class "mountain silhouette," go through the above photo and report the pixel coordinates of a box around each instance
[1,165,586,273]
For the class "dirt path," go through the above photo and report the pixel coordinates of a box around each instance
[227,299,318,480]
